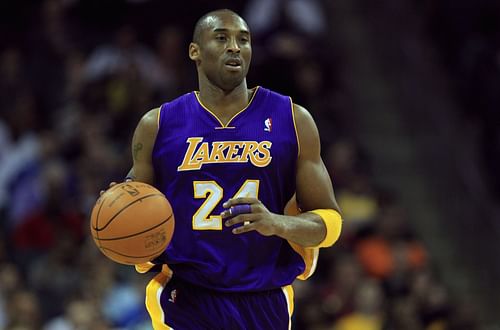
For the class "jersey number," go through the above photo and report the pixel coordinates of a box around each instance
[192,180,259,230]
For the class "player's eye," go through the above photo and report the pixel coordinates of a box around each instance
[240,37,249,43]
[215,35,227,41]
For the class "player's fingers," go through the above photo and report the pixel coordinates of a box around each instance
[223,197,259,208]
[100,181,118,195]
[224,214,258,227]
[221,204,252,219]
[231,221,257,234]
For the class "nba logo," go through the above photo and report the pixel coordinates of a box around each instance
[264,118,272,132]
[168,289,177,303]
[121,184,140,196]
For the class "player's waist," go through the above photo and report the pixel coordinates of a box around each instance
[169,272,285,295]
[167,261,302,293]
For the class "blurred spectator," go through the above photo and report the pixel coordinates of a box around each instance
[83,25,167,92]
[332,278,385,330]
[28,234,84,318]
[101,276,149,328]
[422,0,500,199]
[154,25,193,99]
[5,290,41,329]
[384,296,422,330]
[336,174,378,233]
[11,159,84,264]
[43,297,110,330]
[0,263,22,329]
[0,48,29,111]
[28,0,79,111]
[354,203,427,280]
[409,269,450,329]
[324,139,371,191]
[320,255,363,320]
[0,93,42,223]
[243,0,327,38]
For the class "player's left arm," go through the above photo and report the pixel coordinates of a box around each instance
[222,104,342,247]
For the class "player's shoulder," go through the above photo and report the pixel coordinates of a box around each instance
[136,107,160,135]
[292,102,320,154]
[159,91,195,112]
[137,91,194,130]
[256,87,296,116]
[155,91,198,127]
[292,103,313,121]
[259,87,312,118]
[258,86,290,100]
[293,103,317,132]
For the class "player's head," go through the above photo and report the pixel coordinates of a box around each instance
[189,9,251,91]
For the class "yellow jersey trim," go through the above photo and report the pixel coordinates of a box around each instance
[156,107,162,129]
[284,194,318,279]
[288,242,319,280]
[194,86,260,128]
[290,99,300,159]
[310,209,342,248]
[145,265,173,330]
[281,285,294,330]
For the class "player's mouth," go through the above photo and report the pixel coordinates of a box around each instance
[224,58,242,71]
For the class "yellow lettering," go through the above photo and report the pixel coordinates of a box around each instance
[209,142,229,162]
[251,141,272,167]
[177,137,204,171]
[178,139,272,171]
[240,142,258,162]
[193,142,210,163]
[225,142,244,162]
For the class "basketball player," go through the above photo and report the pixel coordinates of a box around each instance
[123,9,342,329]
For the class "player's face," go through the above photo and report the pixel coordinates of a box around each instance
[195,13,252,91]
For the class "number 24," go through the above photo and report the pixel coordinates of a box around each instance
[192,180,259,230]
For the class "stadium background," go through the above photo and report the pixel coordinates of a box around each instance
[0,0,499,329]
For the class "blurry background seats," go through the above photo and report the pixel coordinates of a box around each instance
[0,0,498,329]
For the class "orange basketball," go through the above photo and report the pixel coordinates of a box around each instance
[90,181,175,265]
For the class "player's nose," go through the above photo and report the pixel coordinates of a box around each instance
[227,37,240,53]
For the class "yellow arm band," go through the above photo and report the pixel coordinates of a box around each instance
[310,209,342,248]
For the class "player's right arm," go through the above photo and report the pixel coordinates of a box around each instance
[222,104,341,247]
[127,108,160,185]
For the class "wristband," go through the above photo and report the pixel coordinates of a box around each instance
[310,209,342,248]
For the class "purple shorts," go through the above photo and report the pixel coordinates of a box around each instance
[145,271,294,329]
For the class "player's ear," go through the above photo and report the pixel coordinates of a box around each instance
[189,43,200,62]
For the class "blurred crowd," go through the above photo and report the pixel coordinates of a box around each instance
[421,0,500,201]
[0,0,485,329]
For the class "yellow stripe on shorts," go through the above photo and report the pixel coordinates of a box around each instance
[281,285,295,330]
[145,265,174,330]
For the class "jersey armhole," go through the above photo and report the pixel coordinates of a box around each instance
[157,104,166,129]
[289,97,300,159]
[152,104,167,157]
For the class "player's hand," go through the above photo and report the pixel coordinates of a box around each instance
[221,197,282,236]
[100,182,117,196]
[99,178,132,195]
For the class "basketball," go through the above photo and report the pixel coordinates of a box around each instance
[90,181,175,265]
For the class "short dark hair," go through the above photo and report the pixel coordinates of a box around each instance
[192,9,241,44]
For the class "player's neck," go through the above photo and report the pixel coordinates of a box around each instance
[197,81,251,120]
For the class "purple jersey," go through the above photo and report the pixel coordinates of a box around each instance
[151,86,304,292]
